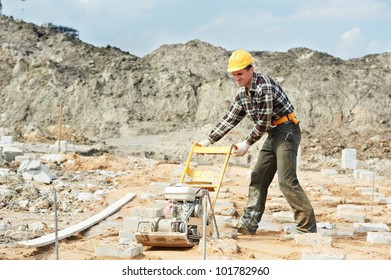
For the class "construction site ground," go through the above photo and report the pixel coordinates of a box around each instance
[1,147,390,261]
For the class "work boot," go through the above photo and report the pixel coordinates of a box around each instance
[225,219,257,235]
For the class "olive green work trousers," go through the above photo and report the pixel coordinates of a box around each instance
[241,122,317,233]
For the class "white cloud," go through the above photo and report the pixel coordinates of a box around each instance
[293,0,391,20]
[334,27,385,59]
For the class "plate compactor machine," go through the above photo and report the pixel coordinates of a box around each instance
[134,144,234,248]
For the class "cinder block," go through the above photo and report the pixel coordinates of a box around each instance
[140,193,157,200]
[14,155,33,162]
[283,223,296,234]
[320,196,344,204]
[215,215,234,228]
[33,171,52,184]
[321,169,338,177]
[355,187,378,193]
[337,212,367,223]
[374,196,391,204]
[214,201,236,216]
[367,232,391,245]
[123,217,148,232]
[119,230,136,244]
[18,160,41,173]
[353,169,367,179]
[337,204,367,211]
[49,142,69,154]
[336,204,368,222]
[317,222,334,230]
[0,136,13,144]
[333,177,353,185]
[94,242,143,258]
[341,149,356,169]
[360,191,385,198]
[272,211,295,222]
[147,199,168,210]
[2,146,23,161]
[0,168,10,177]
[359,171,376,182]
[295,233,333,246]
[354,223,389,233]
[130,207,163,219]
[302,249,346,260]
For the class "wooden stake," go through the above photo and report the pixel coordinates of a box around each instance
[57,101,63,153]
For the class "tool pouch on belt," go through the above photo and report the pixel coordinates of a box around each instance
[272,112,299,126]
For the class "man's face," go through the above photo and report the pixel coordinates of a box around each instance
[231,67,253,89]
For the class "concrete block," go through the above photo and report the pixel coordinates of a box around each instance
[139,193,157,200]
[123,217,148,232]
[272,211,295,222]
[215,215,234,228]
[149,182,171,188]
[94,242,143,258]
[355,187,377,193]
[22,172,33,181]
[317,228,335,237]
[337,204,367,211]
[2,146,23,161]
[333,177,353,184]
[302,249,346,260]
[295,233,333,246]
[212,227,237,239]
[200,238,239,255]
[353,169,367,179]
[214,201,236,216]
[33,171,52,184]
[0,220,11,231]
[341,148,356,169]
[337,212,367,223]
[50,140,68,153]
[19,160,41,172]
[147,199,168,210]
[283,223,296,234]
[41,154,65,163]
[320,196,344,204]
[354,223,389,233]
[0,136,13,144]
[119,230,136,244]
[367,232,391,245]
[359,171,375,182]
[317,222,334,230]
[130,207,163,219]
[258,213,282,232]
[14,155,33,162]
[321,169,338,177]
[374,196,391,204]
[0,168,10,177]
[360,191,385,198]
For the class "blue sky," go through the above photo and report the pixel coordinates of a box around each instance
[2,0,391,60]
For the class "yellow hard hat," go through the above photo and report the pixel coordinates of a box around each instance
[227,49,254,72]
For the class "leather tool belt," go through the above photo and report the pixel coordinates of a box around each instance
[271,112,299,126]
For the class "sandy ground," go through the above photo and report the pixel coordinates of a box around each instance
[1,151,390,261]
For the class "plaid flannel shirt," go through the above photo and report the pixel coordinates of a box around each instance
[208,72,295,145]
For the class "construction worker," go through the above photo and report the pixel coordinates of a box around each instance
[198,49,317,235]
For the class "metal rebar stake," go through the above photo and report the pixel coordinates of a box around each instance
[202,190,207,260]
[53,188,59,260]
[206,192,220,239]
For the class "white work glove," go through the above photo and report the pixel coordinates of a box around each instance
[197,139,211,147]
[233,141,250,157]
